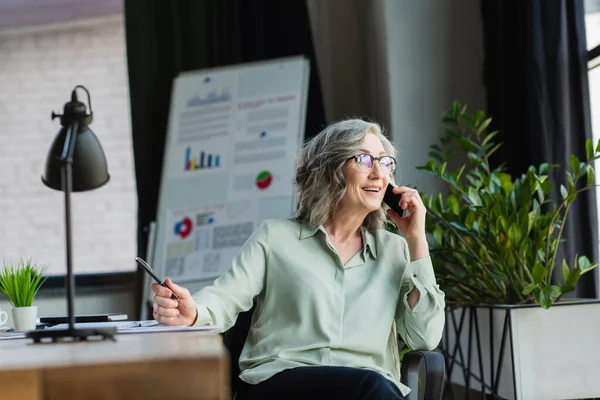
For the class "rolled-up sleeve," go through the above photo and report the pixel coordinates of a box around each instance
[191,220,270,332]
[395,256,446,351]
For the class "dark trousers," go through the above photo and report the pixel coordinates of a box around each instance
[236,366,406,400]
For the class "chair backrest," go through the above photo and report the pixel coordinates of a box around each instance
[222,306,255,397]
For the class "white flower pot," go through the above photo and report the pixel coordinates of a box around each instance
[443,301,600,400]
[11,306,37,331]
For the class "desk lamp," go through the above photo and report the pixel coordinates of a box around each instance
[27,85,114,342]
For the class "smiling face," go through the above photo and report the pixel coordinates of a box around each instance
[338,132,391,215]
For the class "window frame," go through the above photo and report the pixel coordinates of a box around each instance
[588,44,600,69]
[38,272,137,297]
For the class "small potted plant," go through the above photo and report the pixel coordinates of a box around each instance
[0,259,48,331]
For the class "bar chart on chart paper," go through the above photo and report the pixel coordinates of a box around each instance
[185,147,222,171]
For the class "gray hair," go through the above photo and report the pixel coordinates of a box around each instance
[294,118,397,232]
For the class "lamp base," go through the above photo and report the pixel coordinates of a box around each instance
[27,327,116,343]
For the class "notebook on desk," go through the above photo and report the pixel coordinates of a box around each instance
[39,313,128,324]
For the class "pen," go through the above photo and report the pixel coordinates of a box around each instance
[135,257,180,301]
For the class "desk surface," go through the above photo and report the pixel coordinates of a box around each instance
[0,332,229,400]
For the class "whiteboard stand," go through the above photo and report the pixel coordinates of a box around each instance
[139,221,157,320]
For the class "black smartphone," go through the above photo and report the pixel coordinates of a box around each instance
[383,183,405,217]
[135,257,179,300]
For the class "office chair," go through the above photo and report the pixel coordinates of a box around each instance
[222,308,446,400]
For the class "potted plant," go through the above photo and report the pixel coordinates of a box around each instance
[0,259,48,331]
[416,101,600,399]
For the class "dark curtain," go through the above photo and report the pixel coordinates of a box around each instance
[124,0,326,319]
[481,0,597,298]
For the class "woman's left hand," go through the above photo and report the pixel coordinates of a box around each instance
[386,186,427,240]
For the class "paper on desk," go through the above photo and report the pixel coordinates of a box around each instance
[46,321,139,331]
[118,324,217,334]
[0,331,27,340]
[45,320,216,334]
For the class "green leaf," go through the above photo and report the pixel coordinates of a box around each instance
[586,139,594,161]
[578,255,591,271]
[560,185,568,200]
[438,162,447,177]
[426,159,436,171]
[539,287,553,309]
[569,155,580,177]
[456,165,466,183]
[467,188,482,207]
[481,130,499,148]
[532,263,545,284]
[476,118,492,136]
[566,267,581,288]
[498,173,513,189]
[562,259,569,282]
[567,174,576,194]
[447,194,459,215]
[473,110,484,128]
[587,165,595,187]
[542,179,552,195]
[547,285,562,299]
[507,223,522,245]
[487,143,502,159]
[433,226,443,245]
[465,211,476,230]
[522,283,536,295]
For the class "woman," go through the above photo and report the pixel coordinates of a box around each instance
[151,119,445,400]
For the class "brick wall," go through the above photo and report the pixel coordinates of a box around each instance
[0,15,137,275]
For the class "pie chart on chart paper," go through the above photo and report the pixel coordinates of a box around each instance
[255,171,273,190]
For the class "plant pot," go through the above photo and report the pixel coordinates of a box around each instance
[11,306,37,331]
[441,300,600,400]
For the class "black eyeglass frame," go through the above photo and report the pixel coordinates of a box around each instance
[349,153,397,174]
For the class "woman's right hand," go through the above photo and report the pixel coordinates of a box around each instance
[151,278,198,326]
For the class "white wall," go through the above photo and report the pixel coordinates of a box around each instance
[0,15,137,277]
[384,0,486,192]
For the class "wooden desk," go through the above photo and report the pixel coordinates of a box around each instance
[0,332,229,400]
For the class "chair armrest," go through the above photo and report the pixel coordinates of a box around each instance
[401,350,445,400]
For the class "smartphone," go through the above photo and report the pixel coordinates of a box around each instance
[383,183,406,217]
[135,257,179,300]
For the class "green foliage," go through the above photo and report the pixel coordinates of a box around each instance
[0,259,48,307]
[417,101,600,309]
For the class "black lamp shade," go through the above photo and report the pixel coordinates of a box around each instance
[42,125,110,192]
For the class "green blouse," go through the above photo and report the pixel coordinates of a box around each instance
[192,218,445,396]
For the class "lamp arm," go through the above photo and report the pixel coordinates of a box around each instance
[60,121,78,330]
[60,121,79,162]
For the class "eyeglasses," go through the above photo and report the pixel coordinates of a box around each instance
[349,154,396,174]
